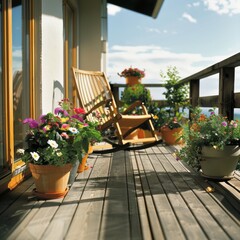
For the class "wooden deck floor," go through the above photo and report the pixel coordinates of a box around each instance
[0,145,240,240]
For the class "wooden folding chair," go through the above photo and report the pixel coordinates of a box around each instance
[72,67,162,153]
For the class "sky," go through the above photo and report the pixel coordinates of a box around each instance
[106,0,240,98]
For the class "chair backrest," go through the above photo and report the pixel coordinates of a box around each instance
[72,68,118,127]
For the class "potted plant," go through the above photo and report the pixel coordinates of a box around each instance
[160,66,189,145]
[118,67,145,86]
[16,99,101,199]
[146,102,168,136]
[120,84,152,139]
[178,108,240,180]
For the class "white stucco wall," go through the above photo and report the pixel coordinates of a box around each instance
[78,0,102,71]
[41,0,64,113]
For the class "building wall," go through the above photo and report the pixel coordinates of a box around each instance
[41,0,64,113]
[78,0,102,71]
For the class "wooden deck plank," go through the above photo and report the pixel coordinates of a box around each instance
[130,151,152,240]
[135,150,165,240]
[0,177,33,215]
[0,181,39,240]
[41,155,98,240]
[125,151,143,240]
[15,198,63,240]
[145,147,207,240]
[65,154,111,240]
[99,151,131,240]
[0,145,239,240]
[161,146,240,239]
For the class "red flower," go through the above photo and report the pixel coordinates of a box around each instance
[74,108,85,114]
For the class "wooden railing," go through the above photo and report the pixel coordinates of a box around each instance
[111,52,240,120]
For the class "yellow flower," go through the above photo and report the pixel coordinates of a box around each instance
[61,117,69,123]
[153,115,158,120]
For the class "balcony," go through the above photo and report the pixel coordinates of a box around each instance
[0,54,240,239]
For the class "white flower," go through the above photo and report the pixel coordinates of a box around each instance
[47,140,58,149]
[56,151,63,157]
[69,127,79,134]
[30,152,40,161]
[17,149,25,155]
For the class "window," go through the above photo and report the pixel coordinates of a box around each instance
[0,2,4,169]
[12,0,30,155]
[0,0,33,175]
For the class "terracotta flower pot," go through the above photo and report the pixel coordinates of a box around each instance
[77,154,89,173]
[200,145,240,180]
[29,163,72,199]
[161,126,183,145]
[121,127,139,140]
[77,145,93,173]
[125,76,142,86]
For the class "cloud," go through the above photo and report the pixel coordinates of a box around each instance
[107,4,122,16]
[107,44,229,81]
[107,45,233,98]
[182,12,197,23]
[146,28,161,34]
[203,0,240,16]
[188,2,201,7]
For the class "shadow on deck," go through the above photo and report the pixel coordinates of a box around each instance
[0,145,239,240]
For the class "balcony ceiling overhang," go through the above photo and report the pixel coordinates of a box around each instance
[107,0,164,18]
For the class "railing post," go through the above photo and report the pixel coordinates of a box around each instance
[219,67,234,120]
[190,79,200,108]
[111,84,120,107]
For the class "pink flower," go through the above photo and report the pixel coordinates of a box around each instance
[61,124,70,130]
[221,121,227,127]
[61,132,69,139]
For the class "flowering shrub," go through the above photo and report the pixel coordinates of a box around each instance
[118,67,145,79]
[178,108,240,169]
[16,99,102,166]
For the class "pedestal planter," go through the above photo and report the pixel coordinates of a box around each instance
[125,76,142,86]
[200,145,240,180]
[161,126,183,145]
[29,163,72,199]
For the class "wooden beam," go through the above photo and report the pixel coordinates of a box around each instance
[219,67,234,119]
[190,79,199,107]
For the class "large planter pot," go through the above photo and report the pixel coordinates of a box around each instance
[125,76,142,86]
[200,145,240,180]
[161,126,183,145]
[29,163,72,199]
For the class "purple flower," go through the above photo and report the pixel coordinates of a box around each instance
[23,118,39,128]
[221,121,227,127]
[71,114,84,122]
[39,114,47,123]
[54,107,69,116]
[210,111,215,115]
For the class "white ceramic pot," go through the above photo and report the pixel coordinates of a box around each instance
[200,145,240,180]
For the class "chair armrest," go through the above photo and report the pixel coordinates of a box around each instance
[85,99,112,116]
[121,101,145,114]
